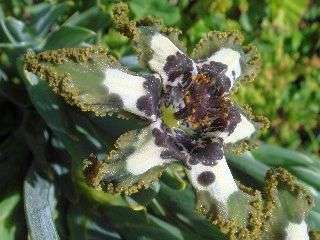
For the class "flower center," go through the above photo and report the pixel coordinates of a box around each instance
[160,73,231,135]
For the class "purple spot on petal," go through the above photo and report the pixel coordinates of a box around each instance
[226,105,242,135]
[152,128,166,147]
[197,171,215,186]
[199,61,231,92]
[136,75,161,117]
[163,52,194,84]
[190,142,223,166]
[137,95,153,116]
[106,93,124,109]
[231,70,236,80]
[160,149,187,162]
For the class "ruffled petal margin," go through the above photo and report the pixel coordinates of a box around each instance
[136,27,197,87]
[24,47,161,121]
[83,121,177,195]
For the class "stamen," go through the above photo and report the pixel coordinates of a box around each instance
[177,73,231,132]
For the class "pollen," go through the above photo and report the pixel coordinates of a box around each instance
[179,73,231,132]
[192,73,211,84]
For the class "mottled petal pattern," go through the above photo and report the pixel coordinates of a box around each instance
[119,122,177,175]
[138,27,197,86]
[189,142,224,166]
[84,123,179,195]
[163,51,195,86]
[197,60,231,93]
[223,109,256,144]
[187,144,238,206]
[24,48,161,119]
[199,48,242,92]
[103,69,161,120]
[135,74,162,119]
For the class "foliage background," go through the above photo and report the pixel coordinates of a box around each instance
[0,0,319,239]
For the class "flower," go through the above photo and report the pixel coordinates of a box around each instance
[24,21,262,210]
[76,26,261,211]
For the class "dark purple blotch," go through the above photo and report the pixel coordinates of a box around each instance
[225,105,242,135]
[189,142,223,166]
[136,75,161,117]
[197,171,215,186]
[152,127,167,147]
[198,61,231,92]
[152,126,188,164]
[107,93,124,109]
[173,129,194,151]
[160,149,187,163]
[163,52,194,84]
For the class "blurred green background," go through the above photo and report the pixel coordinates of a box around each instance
[0,0,319,239]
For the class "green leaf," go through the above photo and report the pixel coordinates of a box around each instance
[227,151,269,184]
[160,166,187,190]
[289,166,320,189]
[146,214,184,240]
[67,206,121,240]
[0,102,16,138]
[267,0,309,32]
[308,210,320,231]
[63,7,109,32]
[24,166,59,240]
[0,68,7,81]
[30,2,71,37]
[129,0,181,25]
[0,73,30,107]
[130,182,161,206]
[26,2,57,17]
[0,18,18,43]
[44,26,96,50]
[64,7,99,27]
[106,206,186,240]
[251,144,314,167]
[3,17,33,43]
[155,184,227,240]
[0,5,4,19]
[0,192,23,240]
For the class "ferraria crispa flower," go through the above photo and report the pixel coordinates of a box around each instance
[24,3,315,240]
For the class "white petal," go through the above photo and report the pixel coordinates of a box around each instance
[126,121,175,175]
[149,33,181,78]
[187,157,238,206]
[285,221,309,240]
[224,114,256,144]
[103,68,158,120]
[126,139,164,175]
[146,31,197,85]
[207,48,242,91]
